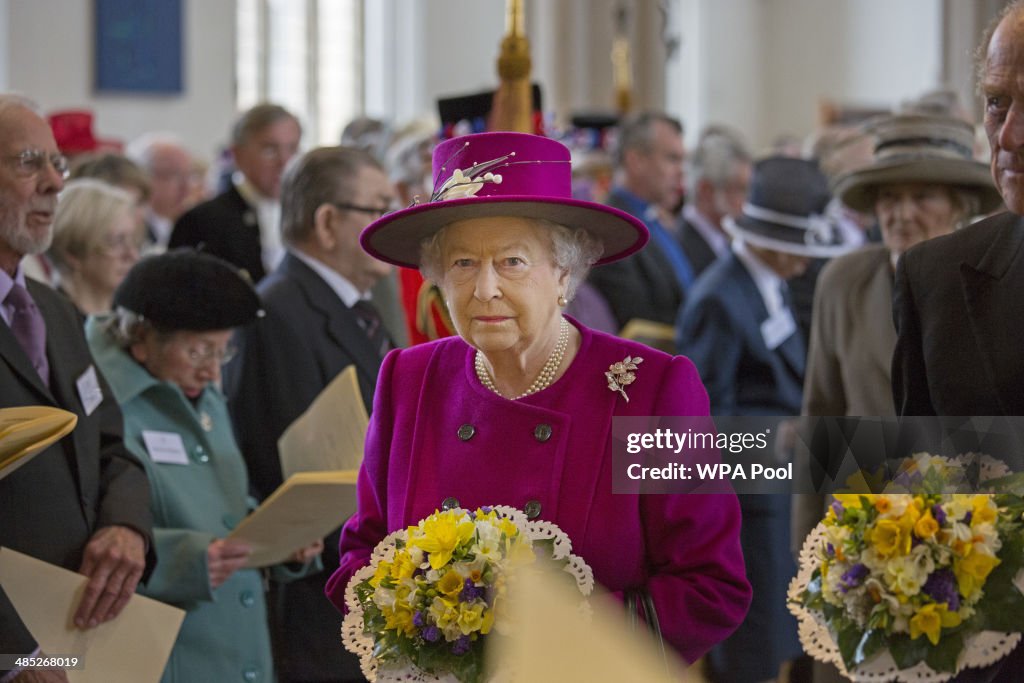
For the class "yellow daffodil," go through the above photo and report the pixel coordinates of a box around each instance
[870,518,912,558]
[914,509,939,540]
[954,550,1001,597]
[457,602,488,635]
[834,493,874,509]
[438,569,465,597]
[389,550,416,581]
[498,517,519,539]
[909,603,962,646]
[383,599,417,636]
[971,495,997,526]
[370,560,393,588]
[429,595,457,628]
[409,511,476,570]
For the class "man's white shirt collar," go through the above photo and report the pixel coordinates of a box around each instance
[732,239,785,316]
[683,204,730,258]
[289,248,365,309]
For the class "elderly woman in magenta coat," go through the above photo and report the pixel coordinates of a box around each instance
[325,132,751,662]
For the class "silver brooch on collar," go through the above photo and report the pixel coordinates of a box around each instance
[606,356,643,402]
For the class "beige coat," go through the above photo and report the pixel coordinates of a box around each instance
[803,244,897,417]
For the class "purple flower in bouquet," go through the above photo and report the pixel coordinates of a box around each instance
[460,578,483,602]
[923,568,961,611]
[831,500,844,518]
[452,635,471,655]
[932,503,947,525]
[422,625,441,643]
[413,611,426,628]
[963,511,973,525]
[840,563,869,593]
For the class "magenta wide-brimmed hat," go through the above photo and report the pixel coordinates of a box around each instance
[359,132,649,268]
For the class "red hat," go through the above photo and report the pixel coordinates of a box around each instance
[47,110,123,155]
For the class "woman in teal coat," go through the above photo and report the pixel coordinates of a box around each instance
[85,250,321,683]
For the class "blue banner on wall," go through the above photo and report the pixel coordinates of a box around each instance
[95,0,183,94]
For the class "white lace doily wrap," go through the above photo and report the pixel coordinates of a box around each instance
[788,523,1023,682]
[341,506,595,683]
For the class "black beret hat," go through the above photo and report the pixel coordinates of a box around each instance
[113,249,262,331]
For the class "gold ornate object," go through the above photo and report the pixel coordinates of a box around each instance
[612,3,633,115]
[492,0,533,133]
[605,355,643,402]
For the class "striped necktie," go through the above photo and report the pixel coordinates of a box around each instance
[351,299,392,360]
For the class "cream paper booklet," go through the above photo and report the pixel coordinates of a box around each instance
[0,406,78,480]
[229,470,359,568]
[278,364,368,477]
[231,365,367,568]
[0,547,184,683]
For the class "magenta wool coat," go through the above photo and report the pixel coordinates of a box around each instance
[326,319,751,662]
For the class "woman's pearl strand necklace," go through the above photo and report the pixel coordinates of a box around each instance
[475,317,570,400]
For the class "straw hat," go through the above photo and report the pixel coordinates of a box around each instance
[359,132,649,269]
[831,114,1001,213]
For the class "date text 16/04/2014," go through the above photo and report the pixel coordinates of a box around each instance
[626,462,792,481]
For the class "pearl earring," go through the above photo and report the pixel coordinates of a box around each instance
[557,295,567,307]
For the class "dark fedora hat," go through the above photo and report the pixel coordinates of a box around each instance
[723,156,855,258]
[832,114,1001,214]
[113,249,262,331]
[359,131,649,269]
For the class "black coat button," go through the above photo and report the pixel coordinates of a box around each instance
[533,424,553,442]
[441,497,460,511]
[457,424,475,441]
[524,500,542,519]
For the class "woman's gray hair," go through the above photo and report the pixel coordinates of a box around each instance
[104,307,153,350]
[419,217,603,301]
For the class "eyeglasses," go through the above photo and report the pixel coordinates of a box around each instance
[182,342,238,368]
[97,233,146,255]
[4,149,70,180]
[329,201,395,219]
[256,143,299,162]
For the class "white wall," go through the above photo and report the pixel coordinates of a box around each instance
[670,0,944,151]
[0,0,950,157]
[4,0,237,160]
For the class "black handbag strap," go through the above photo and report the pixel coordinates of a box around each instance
[624,587,670,675]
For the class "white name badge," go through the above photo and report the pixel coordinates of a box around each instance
[142,430,190,465]
[75,365,103,417]
[761,309,797,351]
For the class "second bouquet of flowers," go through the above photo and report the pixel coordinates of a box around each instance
[790,487,1024,681]
[341,505,594,683]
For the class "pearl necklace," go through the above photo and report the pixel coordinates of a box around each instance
[475,318,570,400]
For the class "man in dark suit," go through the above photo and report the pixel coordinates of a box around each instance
[680,129,752,277]
[170,104,301,283]
[0,95,154,682]
[890,10,1024,681]
[587,111,694,328]
[893,2,1024,418]
[678,157,853,683]
[224,146,394,683]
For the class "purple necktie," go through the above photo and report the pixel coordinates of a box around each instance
[6,283,49,386]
